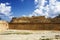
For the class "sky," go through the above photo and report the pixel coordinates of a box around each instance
[0,0,60,21]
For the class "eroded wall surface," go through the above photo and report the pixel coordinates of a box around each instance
[9,23,60,30]
[9,16,60,30]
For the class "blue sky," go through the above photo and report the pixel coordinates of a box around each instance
[0,0,60,21]
[10,0,35,17]
[0,0,35,15]
[0,0,35,21]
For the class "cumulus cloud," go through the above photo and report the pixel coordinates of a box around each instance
[35,0,38,4]
[33,0,60,18]
[0,3,13,19]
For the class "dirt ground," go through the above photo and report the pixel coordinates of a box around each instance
[0,30,60,40]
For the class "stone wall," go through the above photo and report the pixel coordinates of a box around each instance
[9,23,60,30]
[0,20,8,32]
[9,16,60,30]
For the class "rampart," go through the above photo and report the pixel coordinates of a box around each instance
[9,16,60,30]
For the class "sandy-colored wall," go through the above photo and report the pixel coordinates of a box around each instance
[9,16,60,30]
[9,23,60,30]
[0,21,8,32]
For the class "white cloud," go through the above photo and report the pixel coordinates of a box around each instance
[0,3,11,15]
[21,0,24,2]
[0,3,13,19]
[33,0,60,18]
[34,9,44,15]
[22,15,27,17]
[21,0,60,18]
[5,2,10,5]
[35,0,38,4]
[55,2,60,13]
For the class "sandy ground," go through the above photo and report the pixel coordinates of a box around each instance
[0,30,60,40]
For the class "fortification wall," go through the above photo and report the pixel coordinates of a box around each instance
[9,16,60,30]
[9,23,60,30]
